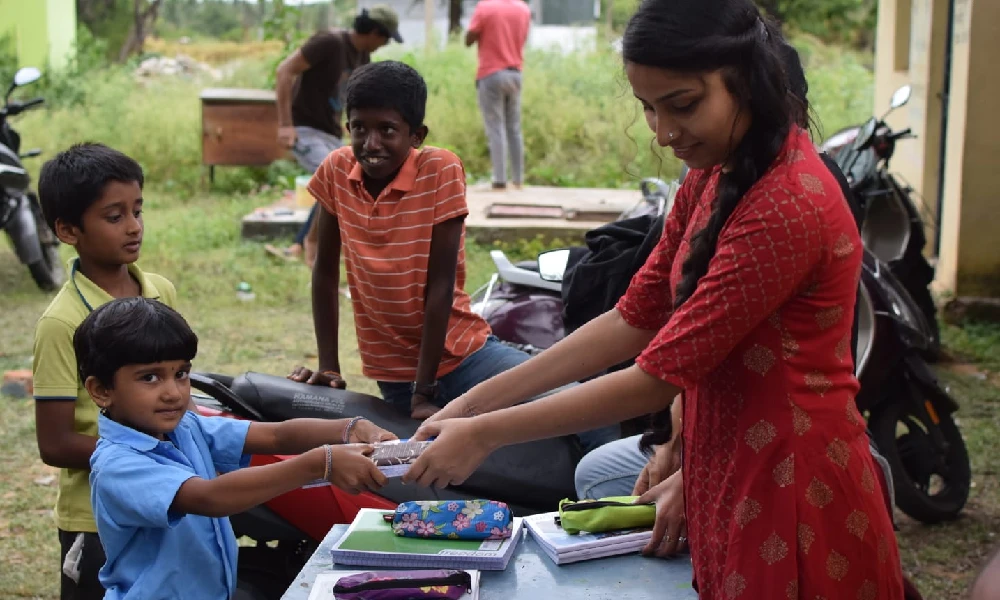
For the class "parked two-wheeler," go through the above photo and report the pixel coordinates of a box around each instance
[473,177,970,525]
[470,177,678,356]
[1,66,62,291]
[820,84,941,360]
[189,372,583,600]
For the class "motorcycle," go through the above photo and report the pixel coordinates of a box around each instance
[189,372,583,599]
[471,177,678,356]
[820,84,941,360]
[1,66,62,291]
[473,177,970,525]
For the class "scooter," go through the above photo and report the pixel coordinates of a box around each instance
[471,177,678,356]
[820,84,941,360]
[0,67,63,291]
[189,372,584,599]
[474,180,970,525]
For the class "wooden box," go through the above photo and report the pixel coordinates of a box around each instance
[200,88,291,180]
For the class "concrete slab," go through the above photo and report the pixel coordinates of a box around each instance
[240,184,641,243]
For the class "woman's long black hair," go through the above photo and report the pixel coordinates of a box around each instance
[627,0,808,452]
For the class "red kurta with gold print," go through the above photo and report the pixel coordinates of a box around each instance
[617,129,905,599]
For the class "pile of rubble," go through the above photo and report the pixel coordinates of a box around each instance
[134,54,222,81]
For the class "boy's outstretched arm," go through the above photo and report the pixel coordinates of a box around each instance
[170,444,386,518]
[242,418,397,456]
[412,216,465,419]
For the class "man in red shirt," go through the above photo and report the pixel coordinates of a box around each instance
[466,0,531,190]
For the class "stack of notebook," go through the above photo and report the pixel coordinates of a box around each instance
[330,509,524,571]
[524,511,652,565]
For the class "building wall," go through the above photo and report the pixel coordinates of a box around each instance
[358,0,596,52]
[875,0,1000,297]
[0,0,75,70]
[873,0,947,233]
[46,0,77,70]
[938,0,1000,296]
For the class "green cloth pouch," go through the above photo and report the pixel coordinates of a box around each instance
[556,496,655,535]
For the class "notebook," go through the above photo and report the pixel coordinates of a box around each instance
[308,570,481,600]
[330,509,523,571]
[524,511,652,565]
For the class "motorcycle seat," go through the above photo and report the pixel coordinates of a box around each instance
[194,372,582,515]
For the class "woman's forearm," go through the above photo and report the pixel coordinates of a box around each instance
[465,309,656,415]
[476,365,679,448]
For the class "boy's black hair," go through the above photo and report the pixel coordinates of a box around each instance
[345,61,427,131]
[73,297,198,389]
[38,142,145,233]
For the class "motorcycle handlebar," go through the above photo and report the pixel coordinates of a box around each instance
[4,97,45,117]
[890,127,913,140]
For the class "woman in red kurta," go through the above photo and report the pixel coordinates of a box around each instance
[402,0,906,596]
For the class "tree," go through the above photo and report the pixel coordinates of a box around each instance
[118,0,163,61]
[756,0,785,23]
[448,0,463,34]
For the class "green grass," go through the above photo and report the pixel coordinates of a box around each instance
[0,34,956,599]
[2,190,999,598]
[13,35,874,199]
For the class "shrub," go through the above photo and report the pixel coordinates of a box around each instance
[13,37,873,196]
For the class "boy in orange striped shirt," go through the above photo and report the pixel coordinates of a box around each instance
[288,62,616,451]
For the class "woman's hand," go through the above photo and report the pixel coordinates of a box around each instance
[349,420,398,444]
[636,469,687,558]
[288,366,347,389]
[632,438,682,496]
[402,418,497,488]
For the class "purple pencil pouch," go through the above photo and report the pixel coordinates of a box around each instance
[332,570,472,600]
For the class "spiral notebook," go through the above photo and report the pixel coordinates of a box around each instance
[330,509,524,571]
[524,511,652,565]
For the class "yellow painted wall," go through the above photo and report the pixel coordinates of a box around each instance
[875,0,1000,297]
[873,0,947,231]
[46,0,77,70]
[0,0,75,70]
[940,0,1000,296]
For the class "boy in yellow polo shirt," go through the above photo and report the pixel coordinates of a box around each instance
[32,143,178,599]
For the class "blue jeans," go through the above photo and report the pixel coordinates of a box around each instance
[291,126,342,245]
[377,337,620,454]
[574,434,649,500]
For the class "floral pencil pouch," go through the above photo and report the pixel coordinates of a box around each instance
[388,500,513,540]
[332,570,472,600]
[557,496,655,535]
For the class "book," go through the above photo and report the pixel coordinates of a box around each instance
[330,509,524,571]
[370,440,433,477]
[524,511,652,565]
[307,570,481,600]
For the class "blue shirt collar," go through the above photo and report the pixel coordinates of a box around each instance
[97,413,168,453]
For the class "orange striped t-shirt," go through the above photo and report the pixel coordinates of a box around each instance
[308,146,492,382]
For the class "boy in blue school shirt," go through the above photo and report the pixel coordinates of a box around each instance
[79,298,397,600]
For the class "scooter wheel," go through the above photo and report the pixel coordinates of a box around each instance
[27,201,65,291]
[28,251,63,291]
[869,399,971,524]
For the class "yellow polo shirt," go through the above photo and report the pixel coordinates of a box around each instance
[32,258,177,533]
